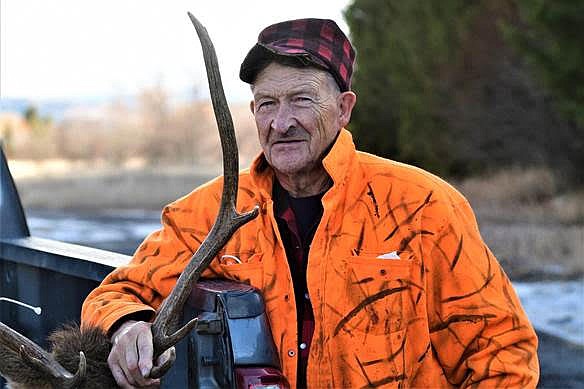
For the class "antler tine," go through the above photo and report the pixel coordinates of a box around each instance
[0,321,86,386]
[63,352,87,389]
[149,13,259,377]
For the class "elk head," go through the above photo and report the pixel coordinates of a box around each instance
[0,12,258,388]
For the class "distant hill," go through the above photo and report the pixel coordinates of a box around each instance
[0,98,30,115]
[0,97,113,121]
[0,90,206,122]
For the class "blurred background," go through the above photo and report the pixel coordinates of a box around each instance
[1,0,582,387]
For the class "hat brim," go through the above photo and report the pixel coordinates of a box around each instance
[239,42,329,85]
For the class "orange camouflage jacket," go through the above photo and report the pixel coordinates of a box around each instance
[82,129,539,388]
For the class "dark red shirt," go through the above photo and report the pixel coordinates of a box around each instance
[273,181,324,389]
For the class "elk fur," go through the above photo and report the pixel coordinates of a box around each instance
[0,324,115,389]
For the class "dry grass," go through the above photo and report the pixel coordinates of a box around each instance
[455,167,584,280]
[456,167,584,224]
[550,190,584,224]
[15,166,220,211]
[458,167,558,205]
[479,223,583,280]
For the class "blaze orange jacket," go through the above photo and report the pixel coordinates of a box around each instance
[82,129,539,388]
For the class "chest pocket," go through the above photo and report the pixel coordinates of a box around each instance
[217,252,264,290]
[337,253,415,337]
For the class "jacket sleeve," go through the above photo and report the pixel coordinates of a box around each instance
[423,193,539,387]
[81,187,219,334]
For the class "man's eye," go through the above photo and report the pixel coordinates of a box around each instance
[258,101,274,109]
[295,96,312,103]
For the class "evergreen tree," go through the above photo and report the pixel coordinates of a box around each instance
[504,0,584,126]
[344,0,583,185]
[345,1,477,175]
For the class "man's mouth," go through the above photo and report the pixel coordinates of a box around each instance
[273,139,305,145]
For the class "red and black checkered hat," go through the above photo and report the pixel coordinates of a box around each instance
[240,18,355,92]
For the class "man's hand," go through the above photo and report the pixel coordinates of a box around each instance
[108,320,174,388]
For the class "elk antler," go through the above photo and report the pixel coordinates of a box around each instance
[0,321,86,388]
[149,13,259,378]
[0,13,254,386]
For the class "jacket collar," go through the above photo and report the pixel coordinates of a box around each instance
[249,128,358,202]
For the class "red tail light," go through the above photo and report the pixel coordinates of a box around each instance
[235,367,290,389]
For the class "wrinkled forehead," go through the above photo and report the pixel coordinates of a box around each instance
[251,62,339,96]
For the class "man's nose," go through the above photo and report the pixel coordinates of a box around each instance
[271,103,295,133]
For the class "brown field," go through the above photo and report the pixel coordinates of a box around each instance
[10,163,584,281]
[456,168,584,281]
[13,163,220,211]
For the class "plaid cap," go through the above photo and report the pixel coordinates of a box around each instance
[240,18,355,92]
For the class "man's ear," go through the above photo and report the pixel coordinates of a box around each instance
[249,100,255,115]
[338,91,357,128]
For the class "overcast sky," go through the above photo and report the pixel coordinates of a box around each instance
[0,0,351,103]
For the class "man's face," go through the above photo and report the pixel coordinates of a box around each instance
[250,62,347,177]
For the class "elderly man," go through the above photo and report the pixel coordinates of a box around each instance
[82,18,539,388]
